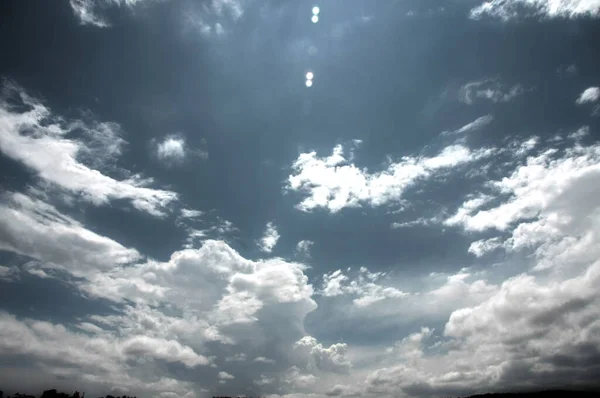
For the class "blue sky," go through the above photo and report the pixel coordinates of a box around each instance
[1,0,600,397]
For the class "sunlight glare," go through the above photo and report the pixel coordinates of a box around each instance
[311,15,319,23]
[305,80,313,87]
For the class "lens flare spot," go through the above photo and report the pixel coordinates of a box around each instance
[305,80,313,87]
[311,15,319,23]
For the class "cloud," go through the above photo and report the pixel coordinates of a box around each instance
[441,114,494,136]
[294,240,314,259]
[0,211,319,395]
[0,81,178,217]
[468,237,504,257]
[180,208,204,219]
[288,143,494,213]
[354,259,600,396]
[69,0,160,27]
[0,191,141,278]
[293,336,352,374]
[459,78,524,105]
[157,136,186,162]
[0,264,20,282]
[254,356,276,364]
[154,135,208,166]
[444,131,600,274]
[470,0,600,20]
[0,311,204,397]
[320,268,408,307]
[218,371,235,380]
[183,0,245,37]
[70,0,110,27]
[576,86,600,104]
[258,221,280,253]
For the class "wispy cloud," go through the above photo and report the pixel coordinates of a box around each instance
[294,240,314,259]
[69,0,156,27]
[470,0,600,20]
[441,114,494,136]
[183,0,246,37]
[258,221,280,253]
[70,0,110,27]
[459,78,524,104]
[0,81,178,217]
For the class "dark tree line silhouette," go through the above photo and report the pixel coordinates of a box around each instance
[0,390,137,398]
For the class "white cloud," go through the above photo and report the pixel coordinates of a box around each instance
[254,374,275,386]
[350,258,600,397]
[444,134,600,276]
[468,237,504,257]
[0,311,205,397]
[441,114,494,136]
[121,335,210,367]
[391,216,441,229]
[470,0,600,20]
[320,268,408,307]
[183,0,245,37]
[294,240,314,259]
[0,82,178,217]
[69,0,160,27]
[259,221,280,253]
[0,191,141,278]
[157,136,186,163]
[70,0,110,27]
[218,371,235,380]
[459,78,524,104]
[0,217,320,395]
[293,336,352,374]
[288,142,494,213]
[576,86,600,104]
[254,356,276,364]
[180,208,204,219]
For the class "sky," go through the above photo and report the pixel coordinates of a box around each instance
[1,0,600,397]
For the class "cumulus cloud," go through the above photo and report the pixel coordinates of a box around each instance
[154,135,208,166]
[0,81,178,217]
[157,136,186,162]
[576,86,600,104]
[353,260,600,396]
[258,221,280,253]
[320,268,408,307]
[288,142,494,213]
[0,311,205,396]
[0,219,319,395]
[218,371,235,380]
[293,336,352,374]
[470,0,600,20]
[444,131,600,272]
[459,78,524,104]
